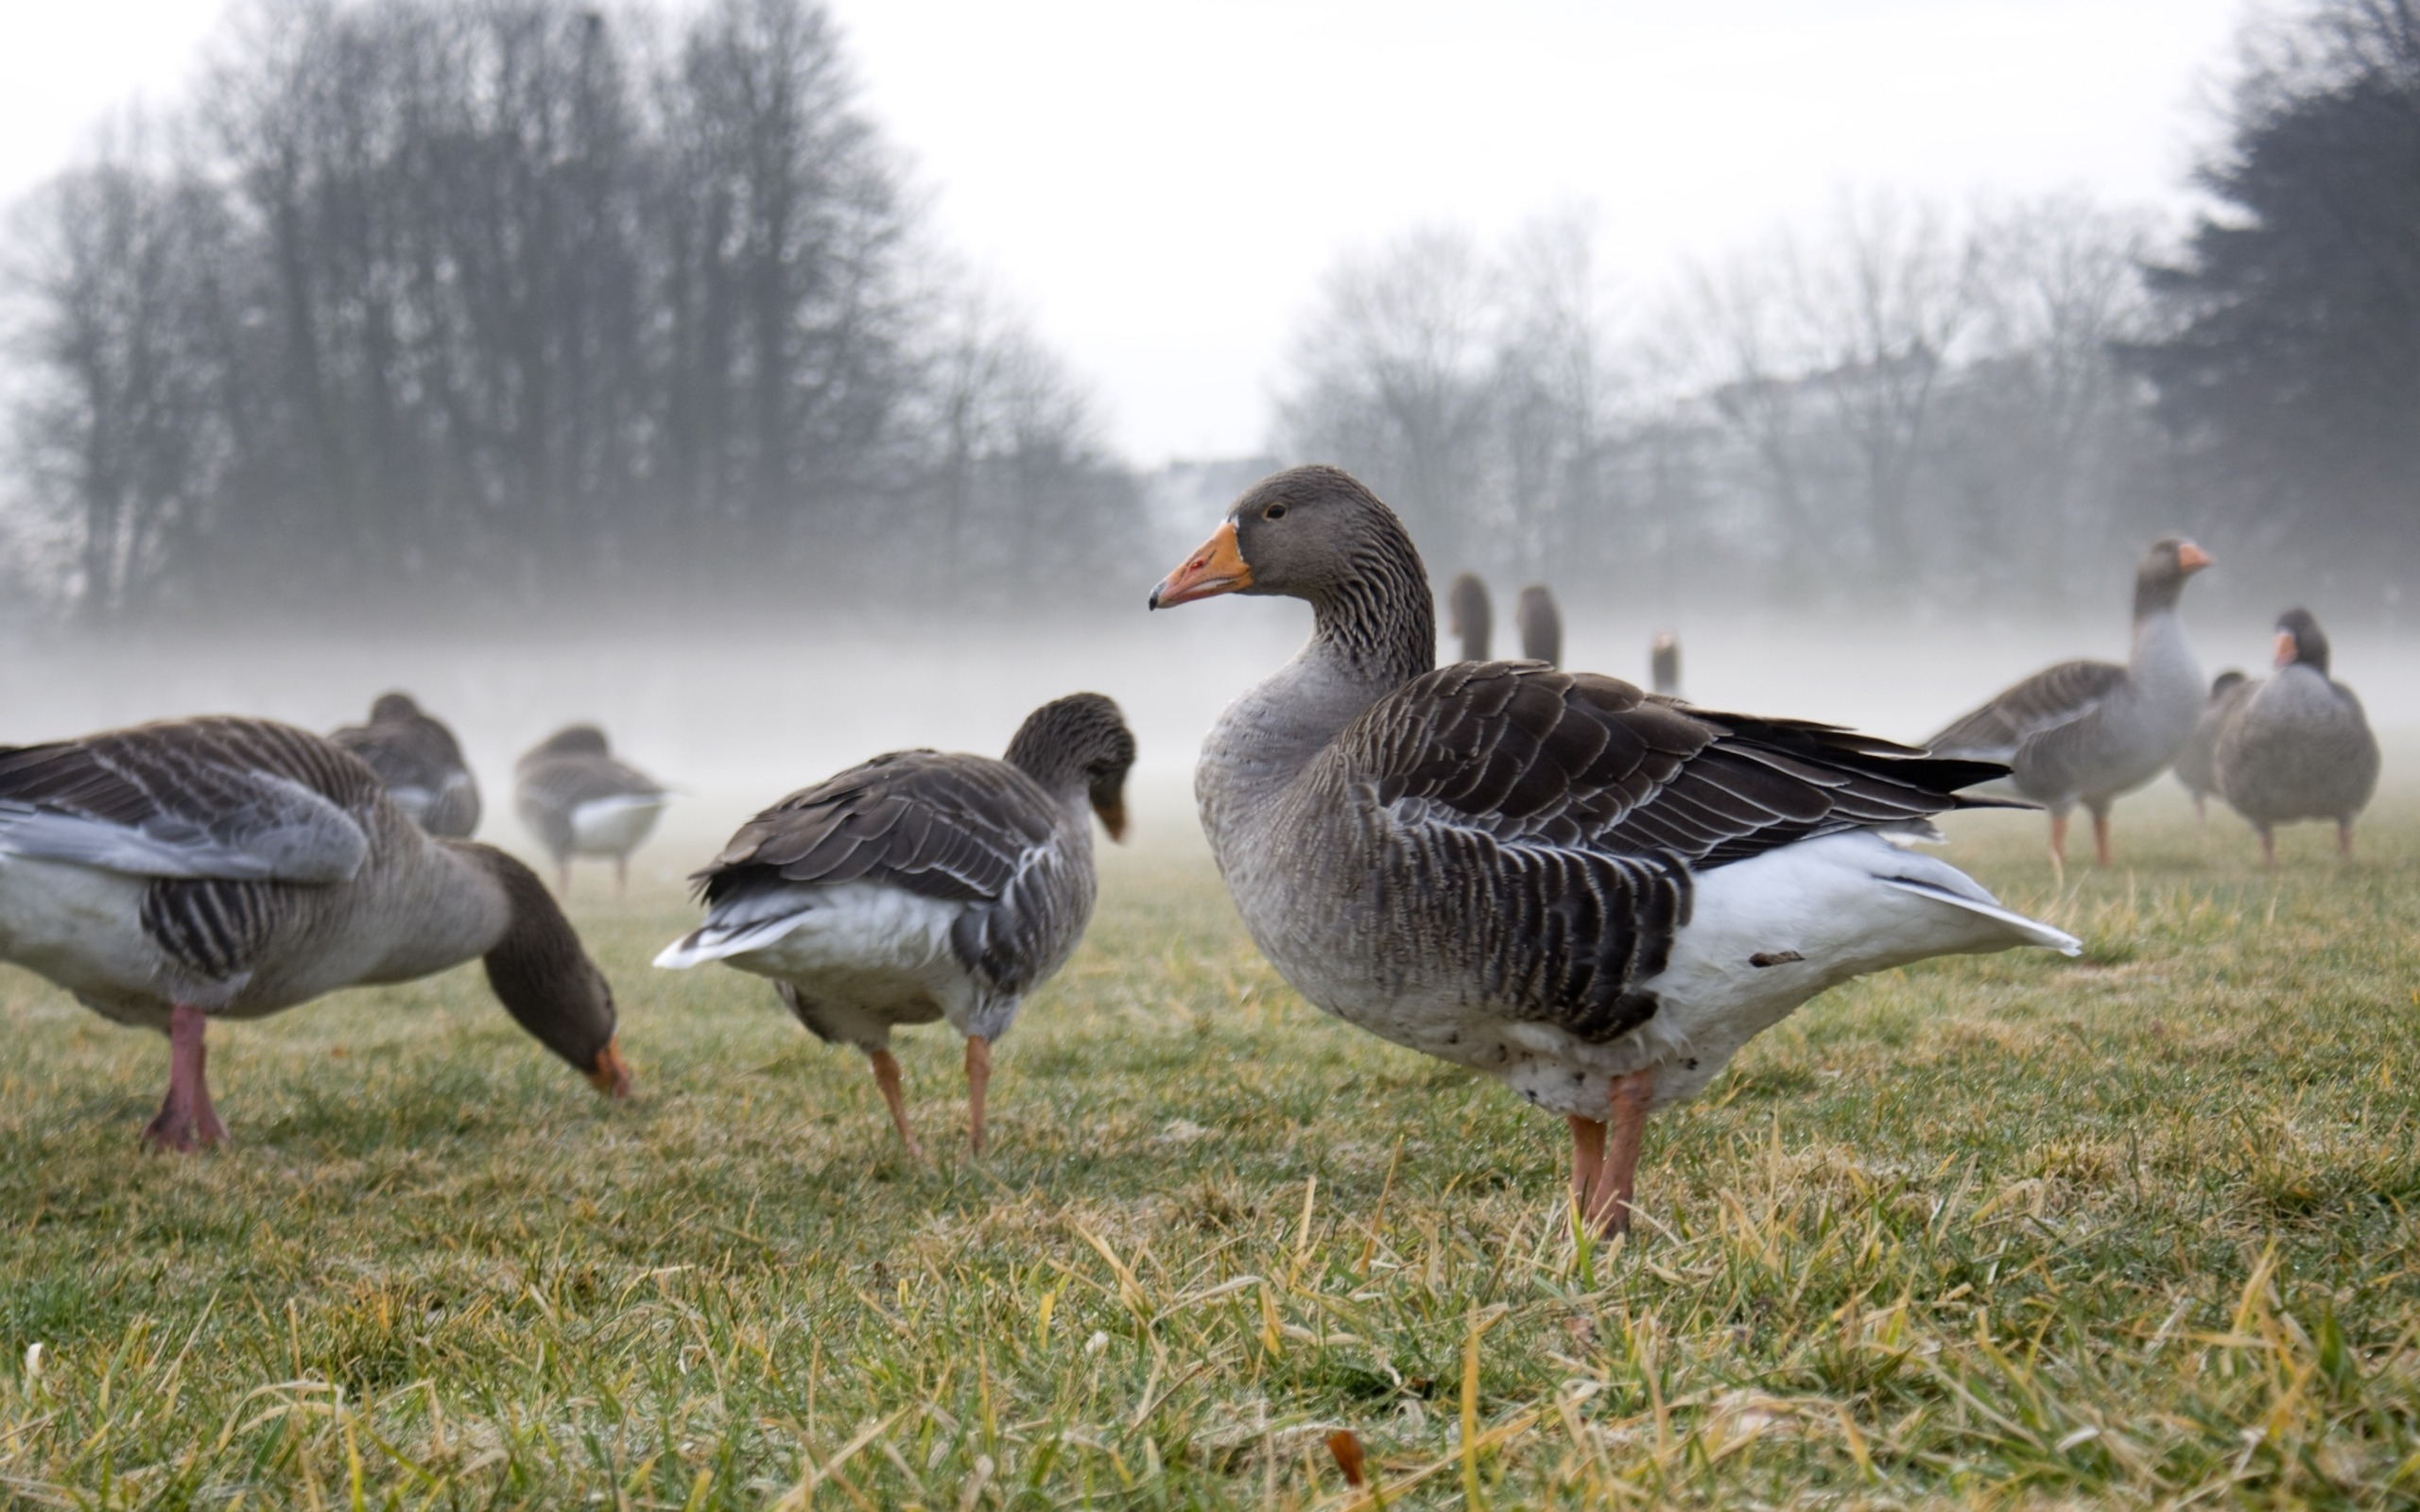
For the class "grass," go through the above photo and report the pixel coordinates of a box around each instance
[2,791,2418,1507]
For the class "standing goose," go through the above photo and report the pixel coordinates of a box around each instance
[1447,573,1492,662]
[329,692,482,838]
[1516,584,1563,666]
[1650,632,1684,698]
[1926,538,2212,867]
[0,717,628,1149]
[654,694,1134,1157]
[515,725,669,897]
[2214,609,2379,865]
[1149,466,2077,1236]
[2172,671,2250,823]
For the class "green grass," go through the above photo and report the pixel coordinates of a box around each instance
[3,794,2418,1507]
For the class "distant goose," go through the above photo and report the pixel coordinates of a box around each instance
[2172,671,2250,823]
[1516,584,1563,665]
[1650,632,1683,698]
[329,692,481,838]
[1926,538,2211,866]
[515,726,669,897]
[1447,573,1492,662]
[655,695,1133,1156]
[2214,609,2379,865]
[1149,466,2076,1236]
[0,716,627,1149]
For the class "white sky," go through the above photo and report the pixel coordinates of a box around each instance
[1,0,2253,466]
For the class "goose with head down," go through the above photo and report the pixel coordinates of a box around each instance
[1926,538,2211,867]
[654,695,1134,1157]
[330,692,482,838]
[1150,466,2077,1236]
[0,717,628,1149]
[2214,609,2379,866]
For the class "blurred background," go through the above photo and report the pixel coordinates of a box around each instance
[0,0,2411,866]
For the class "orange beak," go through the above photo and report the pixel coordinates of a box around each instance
[2177,541,2213,573]
[587,1037,631,1098]
[1150,521,1251,609]
[2274,630,2297,668]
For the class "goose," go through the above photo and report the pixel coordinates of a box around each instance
[329,692,482,838]
[1516,584,1563,666]
[1148,466,2077,1236]
[653,694,1134,1157]
[515,725,669,897]
[1925,538,2211,867]
[0,716,628,1149]
[2172,671,2250,824]
[1650,632,1683,698]
[1447,573,1492,662]
[2214,609,2379,865]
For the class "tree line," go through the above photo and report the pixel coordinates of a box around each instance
[3,0,1138,627]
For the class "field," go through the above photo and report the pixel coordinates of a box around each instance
[2,790,2417,1508]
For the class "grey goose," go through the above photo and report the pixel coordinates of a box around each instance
[1926,538,2211,867]
[329,692,482,838]
[2172,671,2250,823]
[2214,609,2380,865]
[0,716,628,1149]
[1447,572,1492,662]
[515,725,670,897]
[1149,466,2077,1237]
[654,694,1134,1157]
[1516,584,1564,666]
[1651,632,1683,698]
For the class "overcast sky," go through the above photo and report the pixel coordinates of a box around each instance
[1,0,2252,466]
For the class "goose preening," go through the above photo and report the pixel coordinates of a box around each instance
[1651,632,1683,698]
[0,717,628,1150]
[2214,609,2379,866]
[515,725,670,897]
[654,694,1134,1157]
[1926,538,2212,867]
[1148,466,2077,1237]
[1447,573,1492,662]
[1516,584,1563,666]
[2173,671,2250,824]
[329,692,481,838]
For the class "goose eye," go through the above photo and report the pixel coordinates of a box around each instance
[1264,503,1288,520]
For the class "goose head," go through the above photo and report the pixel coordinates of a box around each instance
[1005,692,1138,841]
[2134,537,2213,617]
[471,847,631,1097]
[2273,608,2329,675]
[2210,669,2249,699]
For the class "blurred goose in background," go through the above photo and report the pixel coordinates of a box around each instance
[515,725,669,897]
[329,692,481,838]
[1150,466,2076,1237]
[2214,609,2379,865]
[1651,631,1683,698]
[1447,572,1492,661]
[0,717,628,1149]
[655,695,1134,1157]
[2173,670,2250,823]
[1926,538,2211,867]
[1516,584,1563,665]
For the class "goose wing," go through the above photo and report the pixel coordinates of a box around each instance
[0,717,377,884]
[1329,663,2010,1041]
[330,713,480,836]
[1926,659,2127,761]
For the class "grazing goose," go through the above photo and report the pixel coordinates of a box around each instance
[2172,671,2250,824]
[1516,584,1564,666]
[329,692,482,838]
[515,725,669,897]
[1650,632,1683,698]
[0,716,628,1149]
[654,695,1134,1157]
[1148,466,2077,1236]
[2214,609,2379,865]
[1447,573,1492,662]
[1926,538,2211,867]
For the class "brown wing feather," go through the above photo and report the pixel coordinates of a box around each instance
[1927,660,2129,761]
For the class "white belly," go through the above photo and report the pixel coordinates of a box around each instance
[570,796,665,855]
[0,856,181,1026]
[655,881,977,1034]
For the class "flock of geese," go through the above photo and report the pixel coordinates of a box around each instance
[0,465,2383,1237]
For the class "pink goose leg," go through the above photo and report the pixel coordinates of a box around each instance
[143,1003,229,1151]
